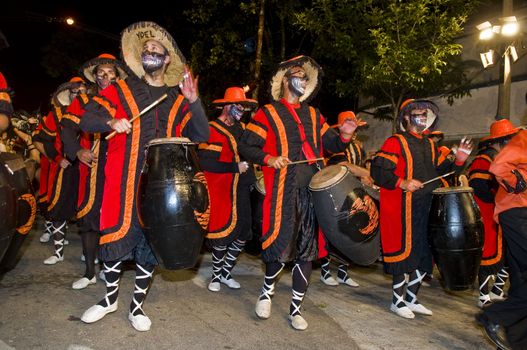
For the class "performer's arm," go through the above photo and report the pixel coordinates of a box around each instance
[79,88,118,134]
[320,112,351,153]
[181,98,210,143]
[489,132,527,194]
[370,137,402,190]
[199,142,239,173]
[60,98,83,161]
[239,109,269,165]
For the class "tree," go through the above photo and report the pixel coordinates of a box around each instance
[295,0,481,129]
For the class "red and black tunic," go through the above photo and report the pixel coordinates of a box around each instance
[32,119,51,216]
[79,76,209,264]
[61,93,107,233]
[240,99,349,263]
[0,71,13,118]
[38,103,79,222]
[468,147,503,275]
[199,120,255,246]
[371,132,464,275]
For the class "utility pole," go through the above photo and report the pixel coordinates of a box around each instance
[497,0,513,119]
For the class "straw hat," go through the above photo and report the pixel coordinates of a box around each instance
[121,21,186,87]
[269,55,323,103]
[212,87,258,110]
[398,99,439,132]
[481,119,519,142]
[81,53,128,83]
[53,77,86,107]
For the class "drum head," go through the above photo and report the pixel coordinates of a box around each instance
[432,186,473,194]
[309,165,348,191]
[147,137,194,147]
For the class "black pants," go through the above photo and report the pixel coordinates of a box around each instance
[484,208,527,349]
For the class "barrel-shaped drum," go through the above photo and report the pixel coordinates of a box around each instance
[137,138,210,270]
[310,165,380,265]
[0,162,16,262]
[0,153,36,270]
[428,186,484,291]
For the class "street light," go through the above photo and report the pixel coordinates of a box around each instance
[476,15,520,120]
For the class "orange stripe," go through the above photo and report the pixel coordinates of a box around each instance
[166,95,185,137]
[475,154,493,163]
[62,113,80,125]
[92,96,117,118]
[481,225,503,265]
[309,107,318,147]
[179,112,192,135]
[48,168,64,211]
[54,106,64,122]
[262,105,288,250]
[376,152,398,164]
[16,194,37,235]
[247,123,267,139]
[0,92,11,103]
[100,80,141,245]
[429,139,436,165]
[469,173,492,181]
[77,134,100,218]
[206,121,240,239]
[199,143,222,152]
[384,135,413,263]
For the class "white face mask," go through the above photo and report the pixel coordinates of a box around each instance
[289,76,307,96]
[228,105,244,121]
[141,51,166,73]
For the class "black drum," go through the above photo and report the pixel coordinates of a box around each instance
[0,152,36,271]
[428,186,484,291]
[310,165,380,265]
[0,160,17,262]
[137,138,209,270]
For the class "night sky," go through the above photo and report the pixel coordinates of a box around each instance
[1,1,195,113]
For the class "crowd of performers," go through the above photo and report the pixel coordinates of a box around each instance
[0,20,526,349]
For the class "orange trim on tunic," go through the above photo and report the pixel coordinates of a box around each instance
[16,194,37,235]
[376,152,398,164]
[48,168,64,211]
[92,96,117,117]
[199,143,222,152]
[206,121,240,239]
[179,112,192,135]
[100,80,141,245]
[481,225,504,266]
[262,105,289,250]
[246,123,267,140]
[383,134,413,263]
[166,95,185,137]
[0,92,11,103]
[469,173,493,181]
[62,113,81,125]
[77,134,100,218]
[309,107,318,147]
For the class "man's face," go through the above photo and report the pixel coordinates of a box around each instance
[284,66,308,97]
[69,84,87,100]
[406,108,429,133]
[141,40,170,74]
[95,64,117,90]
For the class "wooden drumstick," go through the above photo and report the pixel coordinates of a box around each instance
[105,93,168,140]
[286,157,324,166]
[421,171,456,186]
[90,139,99,152]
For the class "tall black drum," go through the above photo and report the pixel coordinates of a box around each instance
[0,159,17,262]
[428,186,484,291]
[137,137,209,270]
[309,165,380,266]
[0,153,36,271]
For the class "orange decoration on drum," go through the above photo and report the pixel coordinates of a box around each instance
[348,194,379,236]
[193,172,210,230]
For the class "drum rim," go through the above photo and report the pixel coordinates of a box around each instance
[432,186,474,194]
[146,137,195,146]
[309,165,349,191]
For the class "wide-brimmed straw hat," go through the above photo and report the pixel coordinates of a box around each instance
[481,119,519,142]
[270,55,323,103]
[121,21,186,87]
[212,87,258,110]
[81,53,128,83]
[53,77,86,107]
[398,98,439,132]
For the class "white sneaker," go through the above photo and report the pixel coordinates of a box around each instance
[220,277,241,289]
[128,312,151,332]
[43,255,64,265]
[405,302,433,316]
[39,232,51,243]
[208,281,221,292]
[390,303,415,319]
[289,314,308,330]
[255,299,272,319]
[478,294,493,309]
[81,301,118,323]
[72,276,96,290]
[98,270,106,282]
[337,277,359,287]
[320,275,339,286]
[489,291,506,301]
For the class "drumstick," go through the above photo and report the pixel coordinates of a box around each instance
[421,171,456,186]
[282,157,325,166]
[90,139,99,152]
[105,93,168,140]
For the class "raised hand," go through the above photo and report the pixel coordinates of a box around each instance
[454,137,473,164]
[179,66,199,103]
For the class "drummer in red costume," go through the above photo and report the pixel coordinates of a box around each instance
[371,99,472,319]
[468,119,517,308]
[36,77,86,265]
[199,86,258,292]
[240,55,357,330]
[61,53,128,290]
[320,110,372,288]
[0,71,12,132]
[79,22,209,332]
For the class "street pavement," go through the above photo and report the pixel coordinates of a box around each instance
[0,219,496,350]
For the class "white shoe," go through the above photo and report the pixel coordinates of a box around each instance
[320,275,339,286]
[337,277,359,287]
[208,281,221,292]
[81,301,118,323]
[489,291,506,301]
[255,299,272,319]
[39,232,51,243]
[72,276,96,290]
[289,314,308,331]
[128,312,151,332]
[220,277,241,289]
[405,302,433,316]
[43,255,64,265]
[80,255,99,264]
[98,270,106,282]
[478,294,493,309]
[390,303,415,319]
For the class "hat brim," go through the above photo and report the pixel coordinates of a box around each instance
[270,56,323,103]
[53,81,84,107]
[81,57,128,84]
[212,98,258,110]
[481,128,519,142]
[121,21,186,87]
